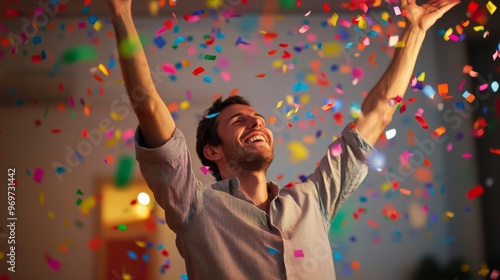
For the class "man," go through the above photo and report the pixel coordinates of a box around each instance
[108,0,459,278]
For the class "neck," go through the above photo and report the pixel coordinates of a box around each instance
[222,169,270,212]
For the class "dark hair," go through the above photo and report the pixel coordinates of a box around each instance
[196,95,251,181]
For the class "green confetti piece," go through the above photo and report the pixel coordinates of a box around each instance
[61,45,98,64]
[76,189,83,195]
[280,0,295,10]
[204,54,216,60]
[117,224,127,231]
[118,37,140,58]
[114,154,135,188]
[76,198,82,206]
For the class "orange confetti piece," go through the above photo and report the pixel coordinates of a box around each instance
[256,73,266,78]
[431,126,446,137]
[93,74,103,82]
[400,188,411,195]
[367,218,379,229]
[438,83,449,95]
[423,157,431,167]
[268,49,278,55]
[84,105,91,116]
[269,115,276,124]
[352,261,360,270]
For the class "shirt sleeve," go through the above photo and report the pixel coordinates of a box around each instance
[134,126,203,233]
[307,123,375,222]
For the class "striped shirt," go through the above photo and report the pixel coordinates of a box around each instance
[134,123,374,279]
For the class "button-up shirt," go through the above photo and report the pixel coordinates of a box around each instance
[134,123,374,279]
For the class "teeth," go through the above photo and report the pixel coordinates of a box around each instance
[246,135,265,143]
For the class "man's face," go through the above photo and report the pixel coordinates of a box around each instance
[215,104,274,173]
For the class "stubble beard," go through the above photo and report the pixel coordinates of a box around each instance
[224,143,274,174]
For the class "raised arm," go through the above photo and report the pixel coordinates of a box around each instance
[108,0,175,148]
[354,0,460,145]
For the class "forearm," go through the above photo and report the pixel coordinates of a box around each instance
[112,10,176,148]
[354,24,426,145]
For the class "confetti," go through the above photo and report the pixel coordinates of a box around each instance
[192,67,204,76]
[288,141,309,163]
[33,167,44,183]
[88,236,103,251]
[467,185,484,199]
[62,45,97,64]
[293,249,304,258]
[385,128,397,140]
[45,253,61,271]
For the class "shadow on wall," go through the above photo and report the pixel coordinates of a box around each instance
[412,255,471,280]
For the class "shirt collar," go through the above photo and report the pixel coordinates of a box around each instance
[211,177,280,199]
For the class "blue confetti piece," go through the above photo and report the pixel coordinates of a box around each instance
[127,251,138,260]
[175,62,182,69]
[215,45,222,52]
[422,85,436,99]
[180,274,189,280]
[108,57,115,70]
[333,252,342,261]
[82,6,90,14]
[216,33,225,39]
[88,15,98,25]
[316,42,322,49]
[315,130,322,138]
[174,36,185,44]
[266,247,278,255]
[173,25,180,33]
[349,235,356,242]
[154,36,167,49]
[143,253,150,262]
[359,196,367,203]
[330,64,338,72]
[157,244,164,250]
[41,50,46,60]
[321,20,328,27]
[33,36,42,44]
[55,167,66,174]
[169,75,177,81]
[345,42,354,49]
[207,112,219,118]
[455,102,465,110]
[203,76,212,83]
[299,175,307,182]
[293,46,303,52]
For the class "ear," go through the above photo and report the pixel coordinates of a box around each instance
[203,145,222,162]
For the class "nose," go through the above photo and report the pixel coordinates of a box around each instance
[250,116,263,128]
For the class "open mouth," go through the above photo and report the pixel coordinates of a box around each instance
[244,135,266,144]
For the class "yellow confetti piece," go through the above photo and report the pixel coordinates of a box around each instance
[381,12,390,21]
[445,211,454,218]
[276,101,283,108]
[272,59,283,68]
[98,64,109,76]
[115,128,122,139]
[148,0,160,16]
[381,182,390,192]
[105,139,119,147]
[357,17,367,29]
[478,263,490,276]
[180,100,190,110]
[286,95,294,105]
[282,64,287,74]
[417,72,426,81]
[486,1,497,14]
[206,0,223,8]
[39,190,45,204]
[321,42,342,58]
[286,107,298,117]
[395,41,405,48]
[48,211,55,219]
[135,240,147,247]
[460,264,471,272]
[110,111,124,121]
[93,20,102,31]
[305,73,317,83]
[329,13,339,26]
[80,196,97,215]
[443,27,453,41]
[299,94,310,105]
[473,25,484,32]
[287,141,309,163]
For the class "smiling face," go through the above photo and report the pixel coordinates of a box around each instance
[210,104,274,176]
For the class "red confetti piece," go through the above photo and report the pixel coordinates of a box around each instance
[367,218,379,229]
[278,43,288,48]
[130,199,137,205]
[323,3,331,12]
[82,129,88,138]
[255,73,266,78]
[467,185,484,199]
[282,51,292,59]
[162,249,169,257]
[88,236,103,251]
[192,67,205,76]
[268,50,278,55]
[490,148,500,155]
[93,74,103,82]
[284,182,295,188]
[51,129,61,133]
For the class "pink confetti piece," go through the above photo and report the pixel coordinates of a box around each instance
[200,166,211,175]
[479,83,489,91]
[293,249,304,258]
[352,67,364,80]
[491,269,499,279]
[400,150,413,165]
[162,63,177,75]
[34,167,44,183]
[45,253,61,271]
[188,15,200,23]
[462,153,473,158]
[299,25,309,33]
[330,142,343,157]
[367,218,379,229]
[458,79,466,90]
[187,45,196,56]
[220,71,231,81]
[447,143,453,152]
[156,26,168,37]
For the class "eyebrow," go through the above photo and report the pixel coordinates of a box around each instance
[228,112,265,123]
